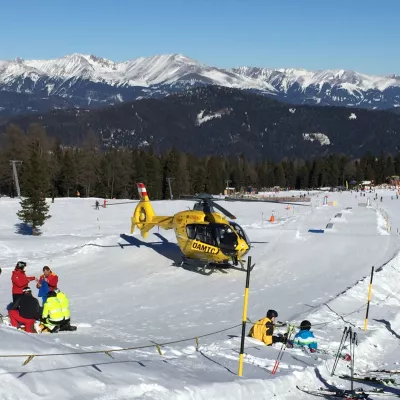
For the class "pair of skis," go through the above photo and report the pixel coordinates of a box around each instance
[298,326,364,398]
[296,385,398,398]
[339,375,397,387]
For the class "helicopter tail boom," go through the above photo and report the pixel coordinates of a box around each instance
[131,183,174,238]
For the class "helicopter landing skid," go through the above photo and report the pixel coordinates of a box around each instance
[179,257,253,275]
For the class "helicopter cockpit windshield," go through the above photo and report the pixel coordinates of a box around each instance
[229,221,251,247]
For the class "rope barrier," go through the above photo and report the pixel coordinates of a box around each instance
[1,253,398,367]
[0,323,242,365]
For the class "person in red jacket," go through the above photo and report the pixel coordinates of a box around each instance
[36,266,58,291]
[11,261,36,303]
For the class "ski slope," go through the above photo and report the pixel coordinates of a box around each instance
[0,190,399,399]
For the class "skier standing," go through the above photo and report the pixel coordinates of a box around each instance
[11,261,36,303]
[36,266,58,305]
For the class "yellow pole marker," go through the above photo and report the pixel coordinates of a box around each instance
[364,266,374,331]
[238,256,253,376]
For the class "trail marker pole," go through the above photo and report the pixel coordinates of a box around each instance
[363,266,374,331]
[238,256,252,376]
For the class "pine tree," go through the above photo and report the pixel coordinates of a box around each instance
[16,138,51,235]
[274,164,286,188]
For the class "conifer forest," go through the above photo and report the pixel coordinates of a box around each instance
[0,123,399,200]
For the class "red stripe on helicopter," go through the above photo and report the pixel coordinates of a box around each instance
[136,183,148,198]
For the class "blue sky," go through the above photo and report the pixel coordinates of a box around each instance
[1,0,398,75]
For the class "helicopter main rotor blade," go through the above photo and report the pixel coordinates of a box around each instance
[225,198,311,207]
[260,200,311,207]
[210,200,237,219]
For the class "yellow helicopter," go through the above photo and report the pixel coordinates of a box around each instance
[130,183,252,273]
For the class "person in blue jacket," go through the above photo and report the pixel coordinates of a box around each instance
[292,320,318,352]
[38,279,50,306]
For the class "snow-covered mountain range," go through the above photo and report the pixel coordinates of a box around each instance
[0,53,399,117]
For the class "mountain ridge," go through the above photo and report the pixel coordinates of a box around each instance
[0,53,399,117]
[2,86,399,162]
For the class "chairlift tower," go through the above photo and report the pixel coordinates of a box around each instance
[9,160,22,198]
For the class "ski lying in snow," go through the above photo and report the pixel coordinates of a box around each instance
[295,345,351,361]
[339,375,397,386]
[296,385,369,398]
[369,370,400,375]
[297,385,399,398]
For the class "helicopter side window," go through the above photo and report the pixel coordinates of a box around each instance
[196,225,216,245]
[186,224,216,246]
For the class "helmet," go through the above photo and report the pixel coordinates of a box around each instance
[267,309,278,319]
[22,287,31,293]
[16,261,27,269]
[300,320,311,331]
[47,291,56,297]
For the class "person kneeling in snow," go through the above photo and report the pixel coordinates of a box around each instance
[248,309,286,345]
[38,291,65,333]
[54,288,76,331]
[291,320,318,352]
[8,287,41,333]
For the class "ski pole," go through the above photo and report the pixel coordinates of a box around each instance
[332,326,351,377]
[350,332,357,394]
[272,324,295,374]
[271,326,289,375]
[331,326,348,376]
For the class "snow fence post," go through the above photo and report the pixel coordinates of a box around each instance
[238,256,252,376]
[363,266,374,331]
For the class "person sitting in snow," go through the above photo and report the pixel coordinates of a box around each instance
[11,261,36,303]
[36,266,58,304]
[248,309,286,345]
[290,320,318,352]
[8,287,41,333]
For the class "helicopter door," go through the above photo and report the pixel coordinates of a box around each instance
[186,224,217,246]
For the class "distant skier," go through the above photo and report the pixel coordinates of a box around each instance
[95,200,99,210]
[8,287,41,333]
[248,309,286,345]
[290,320,318,352]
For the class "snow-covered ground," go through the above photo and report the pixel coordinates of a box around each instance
[0,189,399,399]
